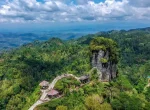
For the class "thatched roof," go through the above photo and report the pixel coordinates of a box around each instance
[47,89,59,96]
[39,80,49,87]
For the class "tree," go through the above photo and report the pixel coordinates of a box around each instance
[85,94,112,110]
[56,105,68,110]
[90,37,119,63]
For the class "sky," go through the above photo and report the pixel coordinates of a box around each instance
[0,0,150,32]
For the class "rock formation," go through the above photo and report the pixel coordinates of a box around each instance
[90,37,118,82]
[91,50,117,81]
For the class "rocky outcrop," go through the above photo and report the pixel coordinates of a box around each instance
[91,50,117,81]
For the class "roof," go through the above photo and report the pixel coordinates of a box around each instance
[47,89,59,96]
[39,80,49,87]
[79,75,89,80]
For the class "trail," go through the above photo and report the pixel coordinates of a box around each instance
[28,100,43,110]
[29,74,81,110]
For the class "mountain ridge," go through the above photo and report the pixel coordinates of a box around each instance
[0,27,150,110]
[0,27,150,52]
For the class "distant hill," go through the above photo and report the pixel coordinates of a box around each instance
[0,27,150,52]
[0,27,150,110]
[0,32,85,51]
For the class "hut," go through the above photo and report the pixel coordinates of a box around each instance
[47,89,59,98]
[39,80,49,89]
[79,75,90,83]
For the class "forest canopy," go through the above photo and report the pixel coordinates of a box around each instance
[0,28,150,110]
[90,37,119,63]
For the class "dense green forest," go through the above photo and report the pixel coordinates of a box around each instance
[0,28,150,110]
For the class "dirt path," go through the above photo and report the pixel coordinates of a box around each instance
[28,100,43,110]
[28,74,81,110]
[48,74,80,90]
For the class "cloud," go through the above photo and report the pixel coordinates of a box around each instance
[76,0,92,4]
[0,0,150,23]
[128,0,150,7]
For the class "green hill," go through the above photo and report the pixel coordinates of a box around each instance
[0,28,150,110]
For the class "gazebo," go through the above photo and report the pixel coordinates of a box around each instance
[39,80,49,89]
[79,75,90,83]
[47,89,59,98]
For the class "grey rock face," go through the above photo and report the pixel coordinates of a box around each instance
[91,50,117,81]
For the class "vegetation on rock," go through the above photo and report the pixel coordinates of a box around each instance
[100,58,108,63]
[90,37,119,63]
[0,28,150,110]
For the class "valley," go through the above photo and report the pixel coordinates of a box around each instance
[0,27,150,110]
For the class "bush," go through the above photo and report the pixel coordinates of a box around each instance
[100,58,108,63]
[56,105,68,110]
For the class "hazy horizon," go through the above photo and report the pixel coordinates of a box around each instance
[0,0,150,50]
[0,0,150,33]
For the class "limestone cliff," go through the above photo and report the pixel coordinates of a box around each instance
[91,50,117,81]
[90,37,118,81]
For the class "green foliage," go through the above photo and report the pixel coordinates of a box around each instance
[144,87,150,102]
[36,98,62,110]
[56,105,68,110]
[100,58,108,63]
[117,74,133,91]
[90,37,119,63]
[54,77,80,94]
[37,82,107,110]
[89,68,99,81]
[111,93,143,110]
[0,38,90,110]
[0,28,150,110]
[85,94,112,110]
